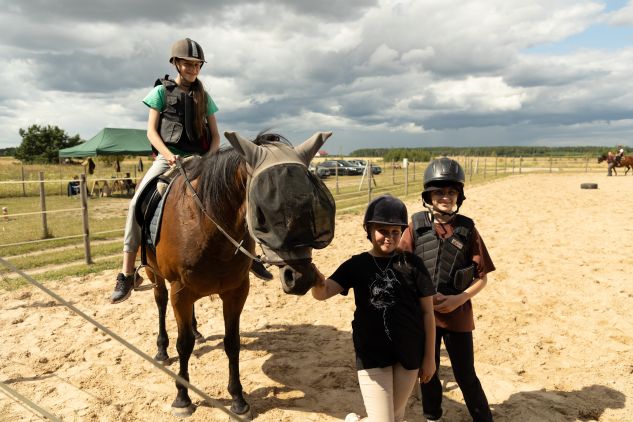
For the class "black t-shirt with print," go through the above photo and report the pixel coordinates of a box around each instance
[330,251,435,370]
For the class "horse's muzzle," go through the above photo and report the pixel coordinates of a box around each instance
[279,261,317,295]
[260,245,316,295]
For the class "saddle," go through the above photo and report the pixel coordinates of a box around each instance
[134,156,200,265]
[134,175,174,266]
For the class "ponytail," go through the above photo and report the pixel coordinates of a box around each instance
[191,78,208,141]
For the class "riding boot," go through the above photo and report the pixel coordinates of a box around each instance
[110,272,143,303]
[250,260,273,280]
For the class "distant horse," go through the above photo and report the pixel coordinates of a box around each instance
[145,131,334,416]
[598,152,632,175]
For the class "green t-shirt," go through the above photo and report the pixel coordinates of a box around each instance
[142,84,219,115]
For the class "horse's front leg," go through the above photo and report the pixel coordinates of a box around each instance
[170,292,196,415]
[220,278,250,415]
[153,275,170,363]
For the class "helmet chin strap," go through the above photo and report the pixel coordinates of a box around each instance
[423,202,461,220]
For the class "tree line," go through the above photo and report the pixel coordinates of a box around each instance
[0,123,625,163]
[351,145,620,162]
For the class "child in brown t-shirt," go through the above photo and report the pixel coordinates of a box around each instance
[399,157,495,422]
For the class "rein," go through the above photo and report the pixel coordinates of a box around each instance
[175,158,263,263]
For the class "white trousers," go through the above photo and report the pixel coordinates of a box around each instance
[122,155,170,253]
[357,363,418,422]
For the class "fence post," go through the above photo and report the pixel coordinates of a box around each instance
[80,174,93,264]
[483,158,487,179]
[495,156,498,176]
[549,156,553,173]
[392,160,395,185]
[585,157,589,173]
[59,158,63,196]
[469,159,473,181]
[367,161,372,202]
[38,172,50,238]
[21,163,26,197]
[519,157,523,174]
[403,159,409,196]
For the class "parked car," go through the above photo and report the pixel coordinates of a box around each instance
[348,159,383,174]
[317,160,364,176]
[309,164,331,178]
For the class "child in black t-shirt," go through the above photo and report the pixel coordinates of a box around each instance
[312,195,436,422]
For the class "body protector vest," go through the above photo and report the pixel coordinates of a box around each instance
[412,211,476,294]
[154,76,211,154]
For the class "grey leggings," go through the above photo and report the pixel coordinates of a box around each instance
[122,155,170,253]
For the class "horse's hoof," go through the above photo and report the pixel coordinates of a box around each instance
[230,401,250,416]
[154,352,169,363]
[171,404,195,418]
[230,407,253,421]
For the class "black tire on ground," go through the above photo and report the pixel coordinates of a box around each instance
[580,183,598,189]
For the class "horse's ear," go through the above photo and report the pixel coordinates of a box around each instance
[295,132,332,166]
[224,131,259,164]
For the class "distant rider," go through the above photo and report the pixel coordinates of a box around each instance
[615,145,625,164]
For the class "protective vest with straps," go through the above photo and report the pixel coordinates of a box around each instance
[412,211,474,295]
[154,75,210,154]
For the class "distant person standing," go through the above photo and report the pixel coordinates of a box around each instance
[137,157,144,172]
[82,157,96,175]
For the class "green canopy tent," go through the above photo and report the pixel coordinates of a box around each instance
[58,128,152,157]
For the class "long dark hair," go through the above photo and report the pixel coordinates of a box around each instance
[190,78,207,140]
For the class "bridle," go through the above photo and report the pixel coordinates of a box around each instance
[175,157,264,263]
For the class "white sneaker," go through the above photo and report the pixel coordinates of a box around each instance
[344,413,361,422]
[426,418,442,422]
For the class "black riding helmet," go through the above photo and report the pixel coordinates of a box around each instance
[422,157,466,208]
[363,194,408,240]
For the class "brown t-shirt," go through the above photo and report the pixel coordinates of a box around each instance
[399,215,495,332]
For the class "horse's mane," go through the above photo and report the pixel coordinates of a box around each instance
[182,131,291,227]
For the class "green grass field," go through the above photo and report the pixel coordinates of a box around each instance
[0,154,609,289]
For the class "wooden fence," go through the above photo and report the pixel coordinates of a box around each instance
[0,155,614,270]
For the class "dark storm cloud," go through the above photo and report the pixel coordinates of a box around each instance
[5,0,377,25]
[421,107,633,131]
[505,60,609,88]
[28,51,161,93]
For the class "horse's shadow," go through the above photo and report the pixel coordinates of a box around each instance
[491,384,625,421]
[419,349,626,421]
[190,323,361,419]
[177,329,626,420]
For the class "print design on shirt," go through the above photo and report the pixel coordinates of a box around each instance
[369,268,399,340]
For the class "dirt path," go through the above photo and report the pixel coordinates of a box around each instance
[0,173,630,421]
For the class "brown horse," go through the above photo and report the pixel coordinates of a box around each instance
[145,131,334,416]
[598,152,632,175]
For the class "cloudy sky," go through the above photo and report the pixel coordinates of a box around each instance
[2,0,633,153]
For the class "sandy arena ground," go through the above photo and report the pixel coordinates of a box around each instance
[0,173,631,421]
